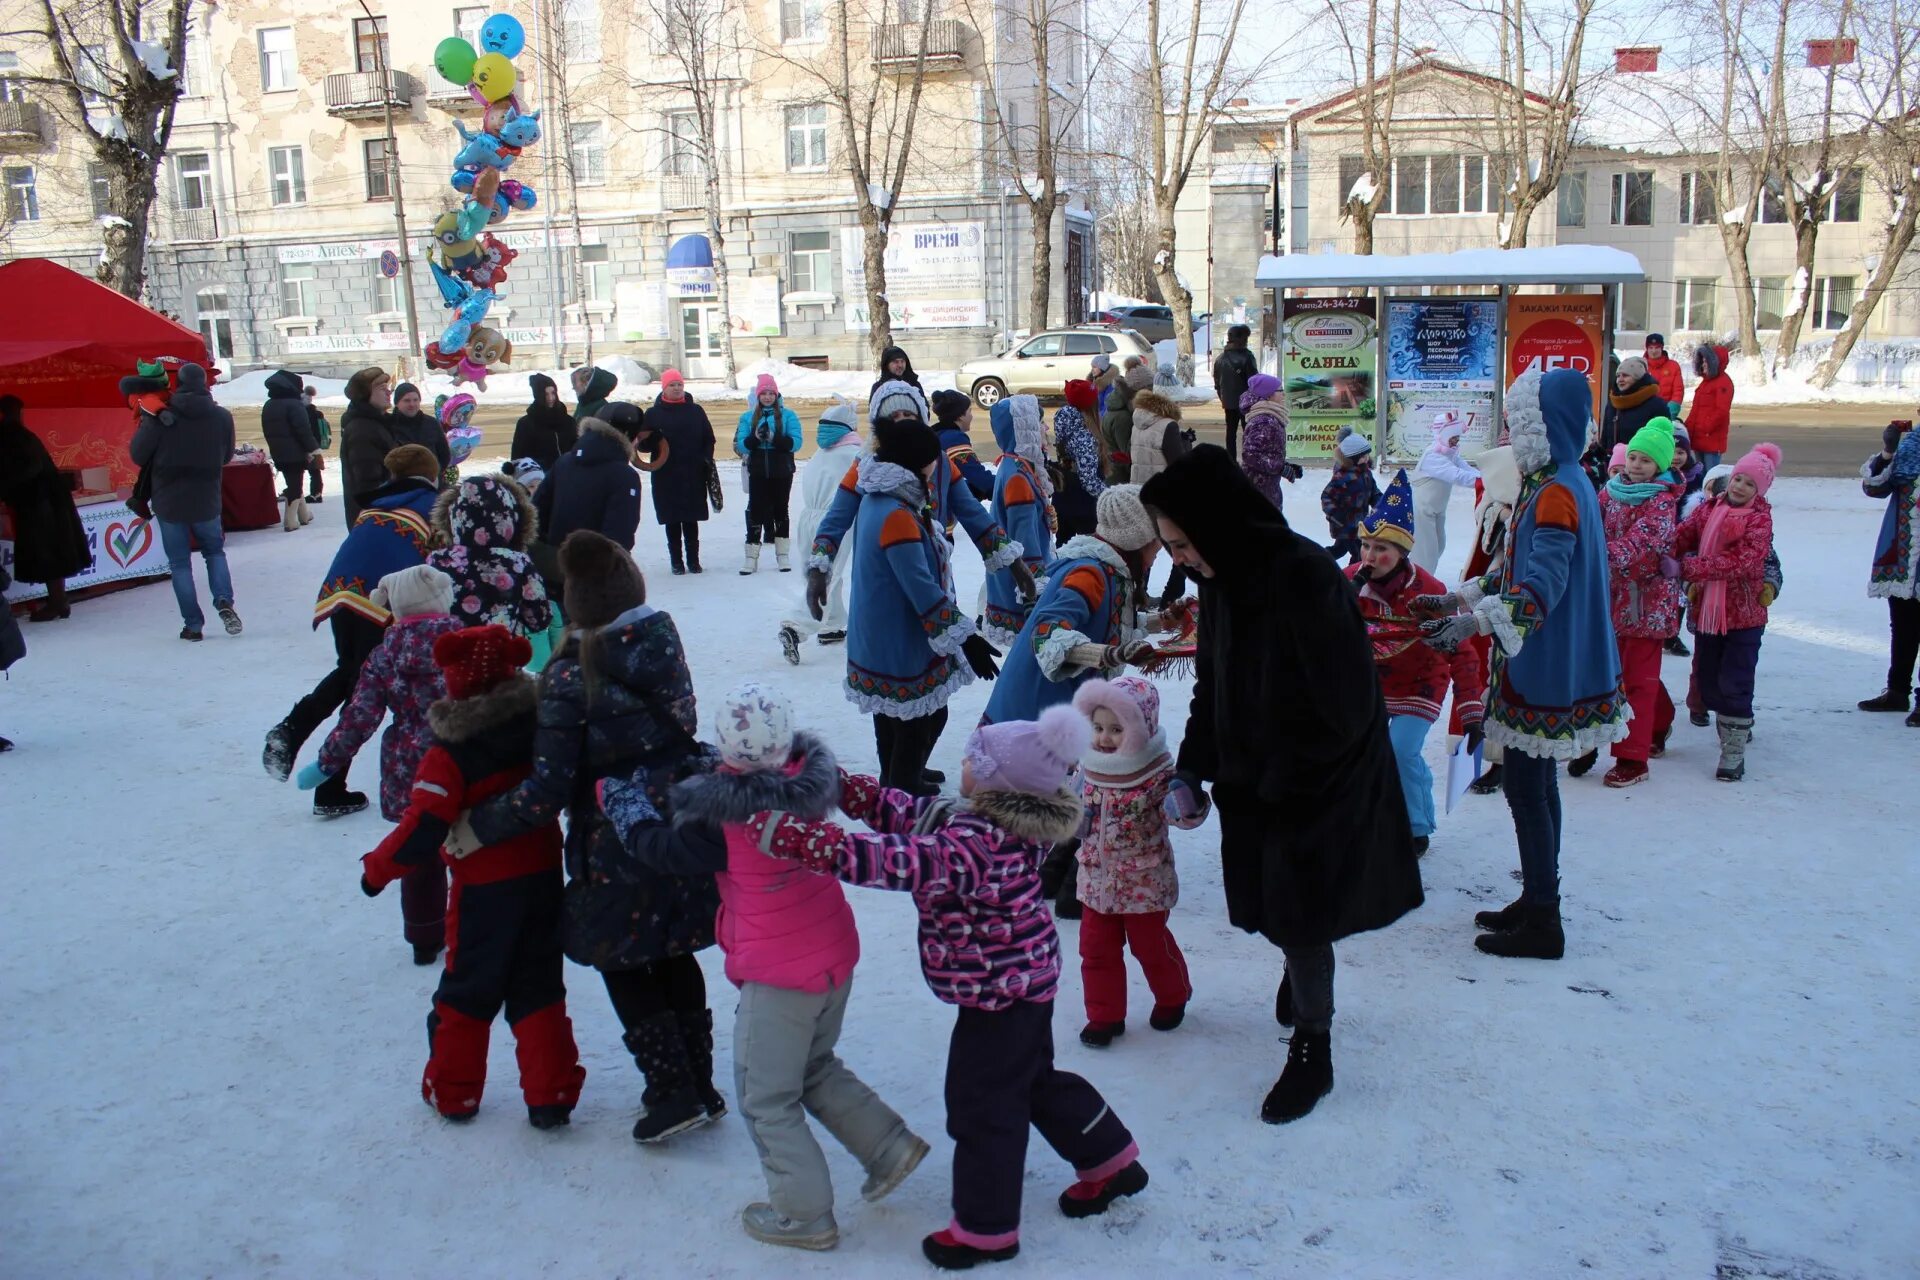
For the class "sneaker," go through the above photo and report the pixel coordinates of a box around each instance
[741,1203,838,1251]
[1079,1021,1124,1048]
[861,1134,931,1202]
[1858,688,1912,713]
[1603,760,1649,788]
[922,1230,1018,1270]
[217,604,243,636]
[779,624,801,666]
[179,626,203,642]
[527,1104,572,1130]
[413,943,443,966]
[1058,1160,1149,1218]
[817,630,847,645]
[1148,1003,1186,1031]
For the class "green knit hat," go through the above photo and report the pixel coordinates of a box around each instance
[1627,416,1677,472]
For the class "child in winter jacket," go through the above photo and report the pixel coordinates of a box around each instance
[1239,374,1302,508]
[1595,417,1684,787]
[600,682,929,1253]
[749,706,1147,1271]
[301,564,461,963]
[1321,430,1380,564]
[360,624,586,1127]
[1668,443,1781,781]
[1069,677,1191,1047]
[427,472,561,667]
[1686,344,1735,469]
[1347,471,1483,851]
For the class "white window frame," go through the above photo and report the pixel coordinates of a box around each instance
[1556,169,1587,227]
[1679,171,1716,225]
[372,272,403,317]
[1672,278,1716,332]
[789,230,831,294]
[178,17,206,97]
[77,44,109,105]
[780,0,826,42]
[174,151,212,210]
[257,27,295,93]
[1826,168,1862,223]
[1753,276,1786,328]
[784,103,828,171]
[279,262,316,320]
[562,0,601,60]
[1617,281,1650,332]
[4,164,38,222]
[581,243,613,303]
[196,288,233,360]
[665,110,703,177]
[1811,275,1855,331]
[454,6,488,47]
[88,162,113,217]
[268,146,306,206]
[568,120,606,186]
[1609,171,1654,226]
[363,137,391,201]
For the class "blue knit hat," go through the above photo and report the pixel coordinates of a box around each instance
[1358,468,1416,552]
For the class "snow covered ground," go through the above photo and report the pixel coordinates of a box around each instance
[3,465,1916,1278]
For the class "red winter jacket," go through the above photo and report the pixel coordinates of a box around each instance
[1346,560,1484,725]
[1599,482,1684,639]
[1672,493,1774,633]
[1646,351,1687,408]
[1686,345,1734,454]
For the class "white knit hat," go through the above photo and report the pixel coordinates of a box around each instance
[1095,483,1158,551]
[1337,431,1374,459]
[868,379,929,425]
[714,681,795,771]
[371,564,454,619]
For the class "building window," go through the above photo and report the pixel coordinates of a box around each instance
[581,243,612,302]
[898,0,939,19]
[1393,155,1427,216]
[375,272,402,314]
[196,288,233,360]
[1336,154,1366,214]
[174,151,212,209]
[1610,171,1653,226]
[1556,170,1587,226]
[1367,155,1498,217]
[1757,175,1788,223]
[178,18,204,97]
[364,137,390,200]
[1463,156,1489,214]
[258,27,295,92]
[785,104,828,171]
[789,230,831,293]
[1617,281,1649,332]
[1811,275,1855,330]
[454,6,488,47]
[1680,171,1717,224]
[666,110,702,176]
[78,44,109,105]
[88,163,113,217]
[268,146,306,205]
[781,0,825,40]
[279,262,315,318]
[3,165,37,222]
[562,0,601,60]
[1828,167,1862,222]
[0,53,19,103]
[1673,278,1716,331]
[353,16,390,73]
[1754,276,1786,327]
[568,121,606,185]
[1429,154,1460,214]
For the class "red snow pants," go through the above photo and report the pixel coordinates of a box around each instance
[1079,908,1192,1024]
[1613,636,1675,764]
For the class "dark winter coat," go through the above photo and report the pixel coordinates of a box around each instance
[1141,444,1422,950]
[466,603,720,971]
[647,394,717,525]
[260,370,320,472]
[511,374,578,470]
[306,402,331,449]
[1600,376,1666,455]
[426,473,551,637]
[317,612,465,820]
[1212,345,1259,414]
[128,370,234,524]
[390,408,451,475]
[869,346,923,395]
[733,398,803,482]
[0,417,91,584]
[533,419,643,551]
[340,401,402,524]
[573,367,618,426]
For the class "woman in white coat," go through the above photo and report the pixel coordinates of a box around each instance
[1410,412,1480,574]
[778,400,865,663]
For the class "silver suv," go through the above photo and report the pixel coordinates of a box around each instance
[958,328,1155,407]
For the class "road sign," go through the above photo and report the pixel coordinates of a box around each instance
[378,250,400,279]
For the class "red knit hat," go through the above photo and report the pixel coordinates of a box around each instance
[1063,379,1098,413]
[434,624,531,698]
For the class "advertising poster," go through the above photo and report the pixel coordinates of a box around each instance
[1281,297,1377,459]
[1504,293,1607,427]
[1384,297,1500,461]
[728,276,784,338]
[842,222,988,330]
[3,499,168,603]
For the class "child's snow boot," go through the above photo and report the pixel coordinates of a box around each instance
[1907,707,1920,728]
[1079,1021,1124,1048]
[1603,759,1649,788]
[1058,1160,1149,1218]
[774,537,792,571]
[741,1203,838,1251]
[1474,902,1565,959]
[779,623,801,665]
[922,1230,1018,1270]
[313,774,369,818]
[1469,761,1504,794]
[282,500,300,532]
[1149,1003,1186,1031]
[1715,714,1753,782]
[676,1007,727,1119]
[412,943,442,966]
[861,1133,931,1202]
[623,1013,712,1143]
[263,718,298,781]
[296,497,313,526]
[528,1104,572,1130]
[1261,1030,1332,1124]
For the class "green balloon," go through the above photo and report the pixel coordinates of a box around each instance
[434,37,477,87]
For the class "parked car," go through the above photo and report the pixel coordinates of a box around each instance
[958,328,1155,408]
[1088,304,1184,343]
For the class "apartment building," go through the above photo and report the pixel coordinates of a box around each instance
[1172,54,1918,351]
[0,0,1097,377]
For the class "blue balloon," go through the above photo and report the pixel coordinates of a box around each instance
[480,15,526,58]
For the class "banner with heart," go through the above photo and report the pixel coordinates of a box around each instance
[105,518,153,569]
[2,498,169,604]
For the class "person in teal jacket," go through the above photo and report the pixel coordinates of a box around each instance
[734,372,805,573]
[981,395,1056,646]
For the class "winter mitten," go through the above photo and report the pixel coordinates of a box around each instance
[1116,638,1155,668]
[1659,555,1682,580]
[1667,400,1683,418]
[1409,590,1462,618]
[295,761,331,790]
[836,768,884,824]
[747,810,846,874]
[1464,718,1486,756]
[1883,421,1910,456]
[1008,558,1039,605]
[359,874,382,898]
[961,633,1002,681]
[805,568,829,621]
[1419,611,1489,654]
[597,773,662,842]
[1164,773,1211,828]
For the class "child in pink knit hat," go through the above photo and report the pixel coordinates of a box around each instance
[747,705,1148,1270]
[735,371,804,573]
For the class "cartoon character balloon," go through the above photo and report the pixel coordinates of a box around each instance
[434,37,477,86]
[436,392,483,462]
[471,53,517,103]
[479,15,527,58]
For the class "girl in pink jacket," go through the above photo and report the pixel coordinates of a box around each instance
[1069,677,1191,1047]
[599,682,928,1254]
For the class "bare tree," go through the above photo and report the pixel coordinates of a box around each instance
[525,0,602,366]
[7,0,189,297]
[1485,0,1594,247]
[1322,0,1406,256]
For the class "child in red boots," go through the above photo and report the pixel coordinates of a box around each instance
[1596,417,1684,787]
[360,624,586,1127]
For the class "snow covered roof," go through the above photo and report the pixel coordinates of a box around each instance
[1254,244,1646,289]
[1575,66,1887,156]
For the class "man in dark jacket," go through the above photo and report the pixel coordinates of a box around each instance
[129,362,240,640]
[1212,324,1259,460]
[534,409,645,553]
[388,382,451,478]
[261,369,321,530]
[1142,444,1420,1127]
[869,344,922,395]
[340,366,400,526]
[511,373,578,470]
[302,385,329,503]
[571,366,618,425]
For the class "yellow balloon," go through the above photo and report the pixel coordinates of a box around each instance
[472,53,517,103]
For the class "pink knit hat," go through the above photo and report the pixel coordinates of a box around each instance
[963,705,1090,796]
[755,372,779,398]
[1731,442,1782,496]
[1608,443,1628,470]
[1071,676,1162,756]
[660,367,685,387]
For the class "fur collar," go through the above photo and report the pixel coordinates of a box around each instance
[429,473,536,551]
[579,417,636,461]
[1609,381,1662,410]
[427,674,538,742]
[1051,533,1130,579]
[856,457,926,505]
[1132,390,1181,423]
[669,732,839,825]
[963,786,1083,843]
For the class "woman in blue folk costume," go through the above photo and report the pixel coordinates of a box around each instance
[982,395,1057,647]
[846,417,1005,795]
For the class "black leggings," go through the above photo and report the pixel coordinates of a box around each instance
[601,954,708,1032]
[1888,596,1920,696]
[663,522,701,568]
[283,612,386,752]
[745,469,793,543]
[873,706,948,792]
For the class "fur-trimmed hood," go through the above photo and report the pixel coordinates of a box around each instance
[427,672,539,742]
[431,471,536,551]
[1131,390,1181,426]
[670,731,839,825]
[963,785,1083,844]
[576,416,637,463]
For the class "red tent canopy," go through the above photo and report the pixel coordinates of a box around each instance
[0,258,210,488]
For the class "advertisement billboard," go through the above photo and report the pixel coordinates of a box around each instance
[1281,297,1377,460]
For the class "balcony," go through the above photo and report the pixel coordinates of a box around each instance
[323,70,417,119]
[426,83,484,114]
[662,170,708,211]
[166,206,219,243]
[0,100,46,153]
[872,19,969,71]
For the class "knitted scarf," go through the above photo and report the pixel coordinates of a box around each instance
[751,402,778,446]
[1694,495,1753,635]
[1604,474,1669,505]
[1893,426,1920,483]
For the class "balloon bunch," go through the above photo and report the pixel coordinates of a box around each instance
[427,14,538,391]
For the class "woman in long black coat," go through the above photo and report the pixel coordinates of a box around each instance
[1140,444,1421,1126]
[0,396,92,620]
[645,387,715,575]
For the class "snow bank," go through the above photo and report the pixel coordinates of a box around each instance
[1617,338,1920,404]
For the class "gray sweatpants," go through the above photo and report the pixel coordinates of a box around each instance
[734,978,915,1221]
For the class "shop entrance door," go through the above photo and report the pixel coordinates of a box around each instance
[678,302,726,379]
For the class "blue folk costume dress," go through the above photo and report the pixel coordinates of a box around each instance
[312,476,440,628]
[981,395,1056,647]
[982,532,1140,726]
